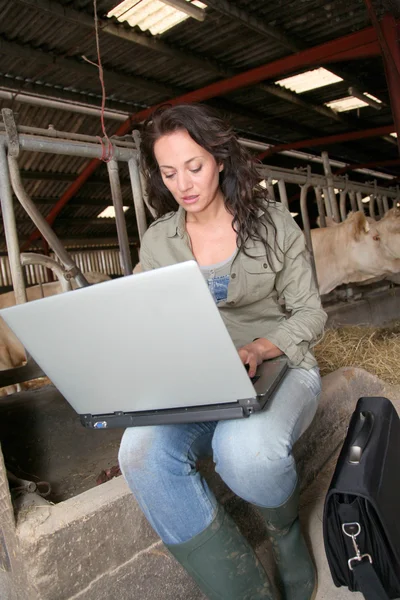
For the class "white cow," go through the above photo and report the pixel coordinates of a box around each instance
[0,272,111,396]
[311,211,400,294]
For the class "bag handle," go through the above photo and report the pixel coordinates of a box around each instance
[348,411,374,464]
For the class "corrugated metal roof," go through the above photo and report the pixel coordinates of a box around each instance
[0,0,397,248]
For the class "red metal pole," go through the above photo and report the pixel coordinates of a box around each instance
[257,124,395,160]
[23,25,381,249]
[334,157,400,175]
[379,14,400,154]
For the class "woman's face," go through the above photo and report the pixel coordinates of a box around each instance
[154,129,224,214]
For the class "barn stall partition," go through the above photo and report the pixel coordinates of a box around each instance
[0,109,147,387]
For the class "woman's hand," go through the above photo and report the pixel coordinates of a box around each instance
[238,338,283,378]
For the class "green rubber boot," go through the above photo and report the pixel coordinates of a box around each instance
[258,484,317,600]
[166,505,274,600]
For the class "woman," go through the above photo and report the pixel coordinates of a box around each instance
[119,104,326,600]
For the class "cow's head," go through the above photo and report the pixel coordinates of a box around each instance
[375,208,400,259]
[346,211,400,275]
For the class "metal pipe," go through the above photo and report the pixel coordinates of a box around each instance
[0,90,128,121]
[0,142,27,303]
[7,155,89,287]
[383,195,389,212]
[356,191,364,213]
[376,195,384,218]
[0,133,135,162]
[339,191,347,221]
[315,187,326,228]
[266,179,276,201]
[299,184,318,287]
[258,124,394,160]
[0,122,136,147]
[277,179,289,209]
[322,151,341,222]
[349,190,357,212]
[128,158,148,241]
[159,0,205,20]
[369,196,376,219]
[107,159,133,276]
[20,253,72,291]
[322,188,333,218]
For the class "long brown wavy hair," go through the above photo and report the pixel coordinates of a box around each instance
[140,103,280,263]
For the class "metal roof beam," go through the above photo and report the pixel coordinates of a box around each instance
[257,124,395,159]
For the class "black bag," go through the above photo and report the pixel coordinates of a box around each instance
[323,396,400,600]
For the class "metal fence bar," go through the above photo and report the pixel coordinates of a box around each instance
[349,191,357,212]
[0,142,27,303]
[299,184,318,287]
[257,164,400,200]
[0,132,135,162]
[8,154,89,288]
[339,191,347,221]
[322,151,341,222]
[314,187,326,227]
[383,195,389,213]
[377,195,384,218]
[369,196,376,219]
[107,158,132,276]
[356,191,364,212]
[128,157,148,241]
[277,179,289,209]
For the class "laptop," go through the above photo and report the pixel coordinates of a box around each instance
[0,261,288,429]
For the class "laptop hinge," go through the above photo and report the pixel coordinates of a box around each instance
[238,396,259,416]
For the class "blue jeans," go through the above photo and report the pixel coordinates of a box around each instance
[119,366,321,545]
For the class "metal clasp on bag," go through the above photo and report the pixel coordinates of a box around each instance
[342,522,373,571]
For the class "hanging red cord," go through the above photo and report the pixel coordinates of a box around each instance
[82,0,114,162]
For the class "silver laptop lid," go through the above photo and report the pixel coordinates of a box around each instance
[0,261,257,415]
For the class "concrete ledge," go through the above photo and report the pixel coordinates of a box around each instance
[17,477,159,600]
[325,286,400,327]
[15,368,391,600]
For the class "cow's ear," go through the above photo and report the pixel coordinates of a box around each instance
[352,212,369,241]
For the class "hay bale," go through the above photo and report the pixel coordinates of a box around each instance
[314,321,400,385]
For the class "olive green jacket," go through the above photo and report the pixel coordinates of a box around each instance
[139,202,327,369]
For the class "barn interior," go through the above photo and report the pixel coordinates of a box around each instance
[1,2,400,599]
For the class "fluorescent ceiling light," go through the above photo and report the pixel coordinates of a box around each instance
[364,92,382,104]
[325,96,370,112]
[276,68,342,94]
[391,132,398,138]
[98,206,129,218]
[108,0,206,35]
[325,92,382,113]
[362,196,371,204]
